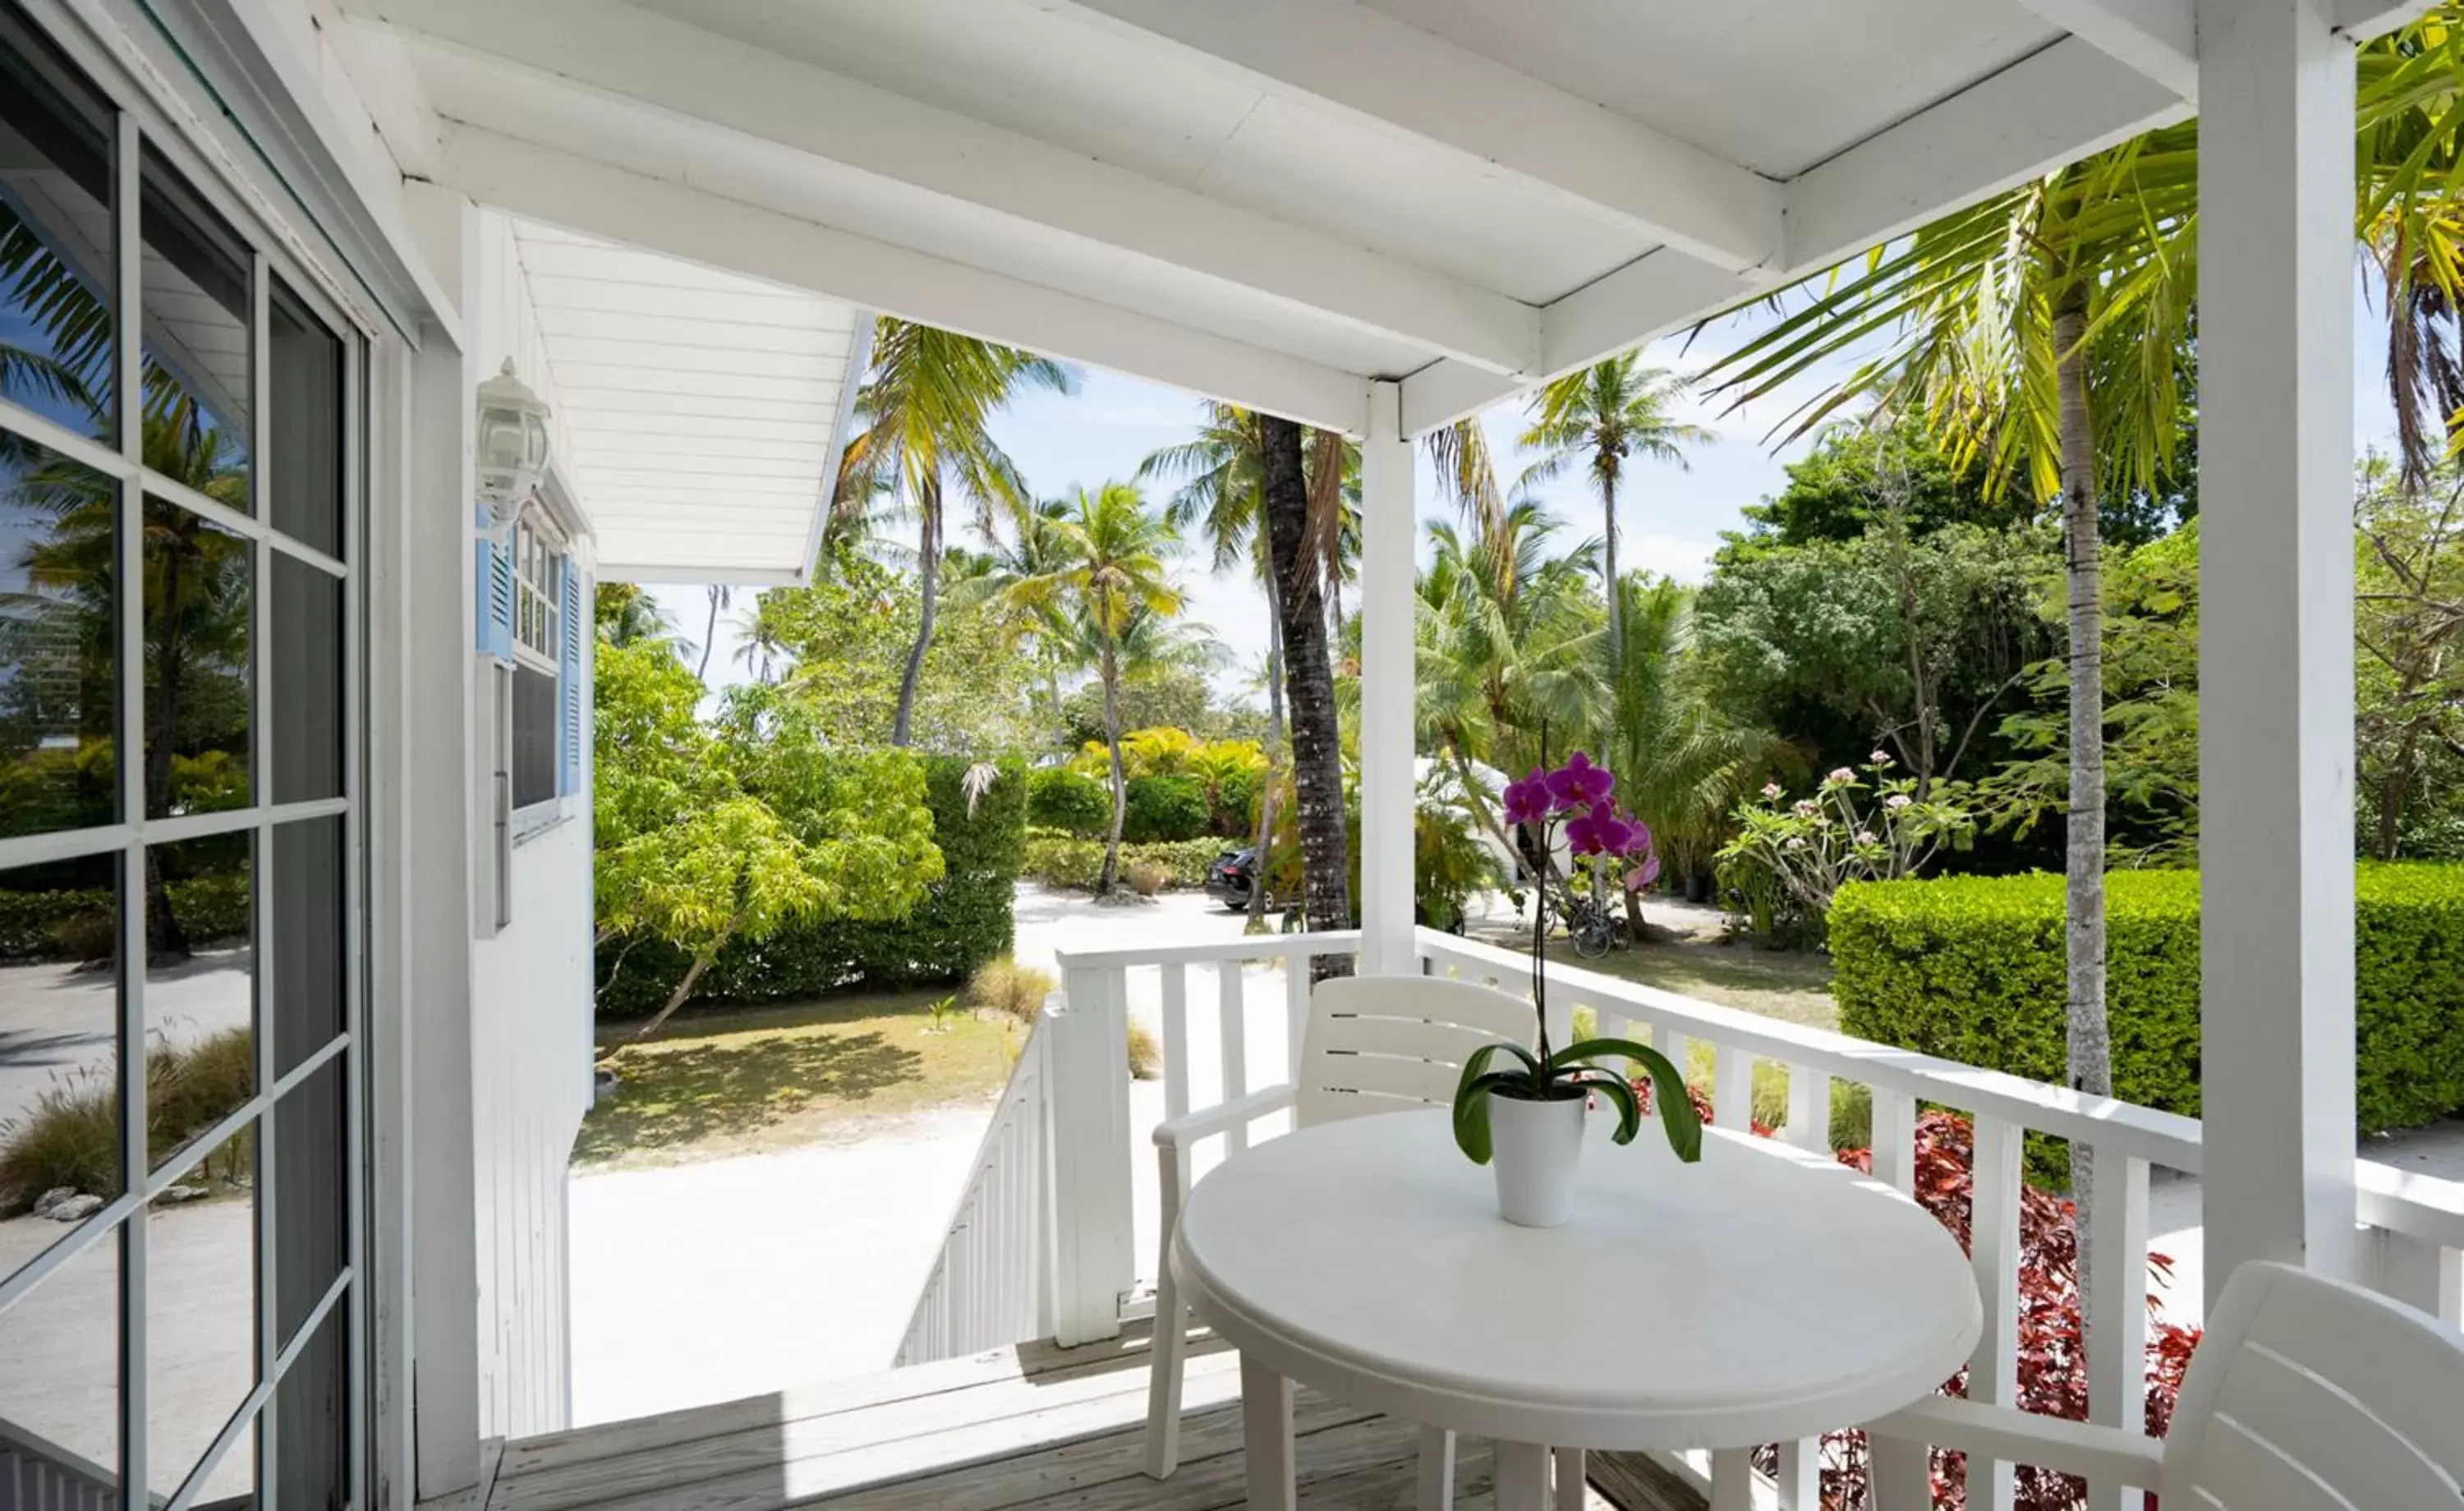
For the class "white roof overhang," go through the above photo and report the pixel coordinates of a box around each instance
[333,0,2427,443]
[507,220,867,585]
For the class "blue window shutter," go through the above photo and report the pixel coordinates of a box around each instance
[560,563,585,794]
[476,526,514,663]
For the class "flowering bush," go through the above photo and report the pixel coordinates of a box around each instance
[1662,1083,2204,1510]
[1717,755,1974,932]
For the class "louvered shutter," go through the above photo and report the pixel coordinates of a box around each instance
[560,563,585,794]
[475,512,515,663]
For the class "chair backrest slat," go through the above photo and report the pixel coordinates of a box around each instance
[2161,1262,2464,1509]
[1294,976,1533,1131]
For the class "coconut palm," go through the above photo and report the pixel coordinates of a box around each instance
[1004,482,1185,894]
[827,317,1076,746]
[1518,357,1712,667]
[951,494,1080,747]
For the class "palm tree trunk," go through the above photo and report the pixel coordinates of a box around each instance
[1248,576,1288,933]
[697,587,722,681]
[892,480,941,746]
[1260,415,1351,976]
[2055,292,2112,1308]
[1602,469,1623,664]
[1098,639,1127,895]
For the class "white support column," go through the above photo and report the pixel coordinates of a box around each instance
[2195,0,2359,1307]
[1358,379,1418,974]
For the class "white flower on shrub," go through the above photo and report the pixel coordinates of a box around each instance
[1885,793,1913,811]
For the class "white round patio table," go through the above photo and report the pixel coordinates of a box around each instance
[1170,1106,1980,1510]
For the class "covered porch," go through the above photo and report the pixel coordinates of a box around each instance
[286,0,2463,1505]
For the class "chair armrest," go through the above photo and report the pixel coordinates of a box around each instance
[1866,1398,2163,1488]
[1155,1084,1298,1148]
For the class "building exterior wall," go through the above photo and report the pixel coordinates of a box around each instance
[462,201,598,1444]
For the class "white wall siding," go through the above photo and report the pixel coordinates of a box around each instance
[457,203,597,1443]
[468,815,595,1440]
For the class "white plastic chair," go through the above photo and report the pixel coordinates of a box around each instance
[1868,1259,2464,1506]
[1142,973,1535,1499]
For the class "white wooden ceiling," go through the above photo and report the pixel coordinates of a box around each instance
[335,0,2424,446]
[509,221,863,583]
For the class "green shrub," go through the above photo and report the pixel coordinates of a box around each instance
[1832,865,2464,1137]
[1027,767,1110,838]
[1208,766,1261,838]
[968,955,1055,1027]
[0,1026,260,1213]
[1123,775,1208,843]
[596,754,1030,1015]
[0,871,249,964]
[1023,835,1223,892]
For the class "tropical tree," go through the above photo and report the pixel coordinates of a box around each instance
[1518,356,1711,666]
[1257,416,1355,953]
[1698,6,2464,1297]
[696,584,733,681]
[1004,482,1186,894]
[827,317,1075,746]
[595,583,682,654]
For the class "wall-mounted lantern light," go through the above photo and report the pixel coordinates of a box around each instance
[476,358,553,535]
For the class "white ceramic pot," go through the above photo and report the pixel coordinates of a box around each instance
[1487,1090,1588,1228]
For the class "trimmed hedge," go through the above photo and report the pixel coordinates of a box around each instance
[1832,865,2464,1136]
[1023,834,1225,891]
[597,755,1029,1016]
[0,872,251,962]
[1027,767,1110,838]
[1123,775,1208,843]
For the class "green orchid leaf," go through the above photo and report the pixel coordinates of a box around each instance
[1572,1070,1644,1146]
[1551,1038,1703,1164]
[1450,1068,1534,1165]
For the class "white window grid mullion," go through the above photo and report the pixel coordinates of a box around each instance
[144,468,262,544]
[270,529,346,580]
[0,396,136,479]
[113,101,148,1507]
[162,1266,350,1511]
[343,324,369,1511]
[251,246,280,1507]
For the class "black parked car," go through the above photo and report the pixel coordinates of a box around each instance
[1205,847,1262,911]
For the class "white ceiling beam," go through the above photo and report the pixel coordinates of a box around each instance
[1784,37,2189,275]
[1051,0,1783,278]
[1400,252,1761,434]
[2334,0,2439,40]
[2020,0,2199,99]
[435,123,1372,434]
[370,0,1538,376]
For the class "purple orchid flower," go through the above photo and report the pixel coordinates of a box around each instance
[1544,751,1613,812]
[1627,852,1662,892]
[1502,766,1551,828]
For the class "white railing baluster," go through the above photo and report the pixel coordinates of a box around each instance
[1286,955,1311,1079]
[2085,1150,2152,1509]
[1864,1086,1928,1511]
[1713,1042,1754,1132]
[1708,1447,1754,1511]
[1161,962,1190,1124]
[1219,960,1250,1155]
[1967,1114,2022,1511]
[2365,1227,2464,1325]
[1785,1063,1830,1155]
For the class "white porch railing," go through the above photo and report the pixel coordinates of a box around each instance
[894,997,1057,1367]
[897,924,2464,1507]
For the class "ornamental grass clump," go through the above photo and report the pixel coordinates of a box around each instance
[1450,752,1703,1165]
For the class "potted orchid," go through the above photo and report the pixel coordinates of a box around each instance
[1452,753,1703,1226]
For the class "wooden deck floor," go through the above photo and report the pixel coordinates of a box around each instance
[485,1325,1642,1510]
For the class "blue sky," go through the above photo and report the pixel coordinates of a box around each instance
[653,281,2410,703]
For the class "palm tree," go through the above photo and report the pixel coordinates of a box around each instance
[1696,7,2464,1300]
[696,585,733,681]
[728,595,791,684]
[951,494,1081,747]
[1006,482,1184,893]
[1518,356,1712,666]
[828,317,1077,746]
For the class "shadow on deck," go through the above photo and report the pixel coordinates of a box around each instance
[480,1323,1667,1510]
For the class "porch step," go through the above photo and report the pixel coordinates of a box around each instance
[487,1322,1632,1510]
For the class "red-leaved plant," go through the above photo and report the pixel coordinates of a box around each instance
[1637,1083,2203,1509]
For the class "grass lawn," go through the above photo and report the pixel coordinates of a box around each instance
[1540,935,1838,1033]
[578,988,1021,1169]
